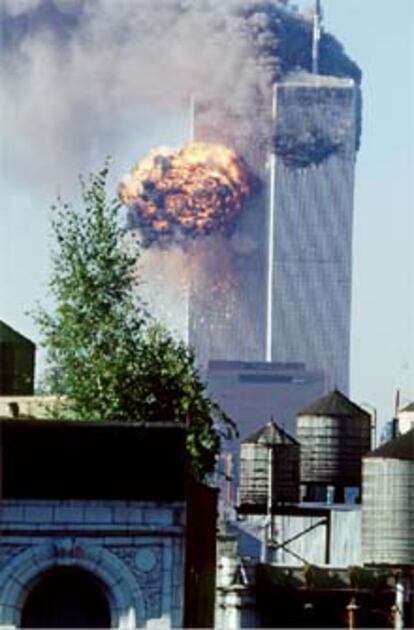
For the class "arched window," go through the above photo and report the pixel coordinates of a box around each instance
[21,566,111,628]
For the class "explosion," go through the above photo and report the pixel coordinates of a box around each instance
[118,142,250,247]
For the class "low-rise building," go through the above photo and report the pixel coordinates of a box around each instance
[0,418,216,629]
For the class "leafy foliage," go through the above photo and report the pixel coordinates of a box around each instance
[35,163,235,480]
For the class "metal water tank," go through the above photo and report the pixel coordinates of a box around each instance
[362,429,414,566]
[239,420,299,511]
[297,390,371,490]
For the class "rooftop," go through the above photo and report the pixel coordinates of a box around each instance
[242,420,298,446]
[208,360,306,372]
[0,395,60,419]
[366,429,414,461]
[400,401,414,413]
[282,73,355,88]
[297,389,370,419]
[0,320,35,347]
[0,417,187,501]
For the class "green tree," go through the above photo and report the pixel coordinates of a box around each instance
[35,164,235,480]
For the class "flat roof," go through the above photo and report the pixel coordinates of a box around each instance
[0,418,187,501]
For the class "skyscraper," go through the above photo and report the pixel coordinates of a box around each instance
[269,76,358,392]
[191,74,359,392]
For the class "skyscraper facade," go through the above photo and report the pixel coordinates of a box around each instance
[191,75,359,392]
[189,96,269,368]
[269,77,358,392]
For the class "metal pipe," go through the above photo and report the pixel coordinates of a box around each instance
[271,518,326,553]
[346,597,358,630]
[361,401,377,449]
[394,572,404,630]
[325,510,331,565]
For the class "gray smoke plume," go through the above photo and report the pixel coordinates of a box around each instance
[0,0,362,350]
[0,0,361,190]
[2,1,361,100]
[1,1,361,86]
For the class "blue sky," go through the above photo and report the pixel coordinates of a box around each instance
[308,0,413,425]
[1,0,412,429]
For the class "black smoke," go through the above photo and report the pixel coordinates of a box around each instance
[0,0,362,193]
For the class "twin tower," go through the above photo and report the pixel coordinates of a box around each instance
[146,74,360,394]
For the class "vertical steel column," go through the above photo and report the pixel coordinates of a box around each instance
[265,83,277,362]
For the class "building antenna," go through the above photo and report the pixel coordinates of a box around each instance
[312,0,323,74]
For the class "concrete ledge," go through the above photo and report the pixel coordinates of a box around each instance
[1,501,184,528]
[143,509,173,526]
[83,507,113,524]
[0,524,185,537]
[23,506,54,523]
[0,506,24,522]
[113,506,143,524]
[53,506,85,523]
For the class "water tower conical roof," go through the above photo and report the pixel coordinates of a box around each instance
[366,429,414,461]
[297,389,370,418]
[400,401,414,413]
[242,420,298,445]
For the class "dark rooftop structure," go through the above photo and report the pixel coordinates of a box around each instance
[400,401,414,413]
[365,428,414,461]
[297,389,370,418]
[242,420,299,446]
[0,418,187,501]
[0,320,35,395]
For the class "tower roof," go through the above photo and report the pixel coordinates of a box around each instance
[400,401,414,413]
[297,389,370,418]
[0,320,35,347]
[365,429,414,461]
[242,420,298,446]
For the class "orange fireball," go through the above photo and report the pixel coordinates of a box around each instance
[118,142,250,246]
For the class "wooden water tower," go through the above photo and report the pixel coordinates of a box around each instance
[239,420,300,512]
